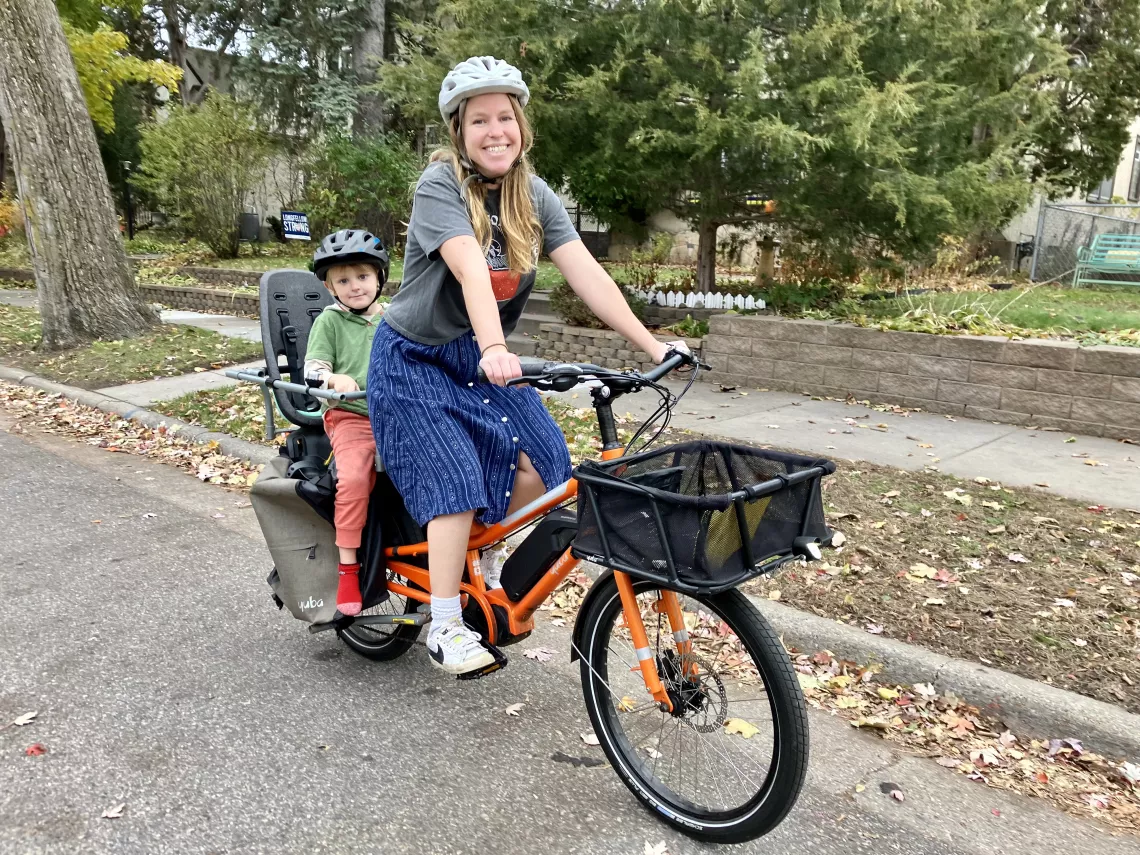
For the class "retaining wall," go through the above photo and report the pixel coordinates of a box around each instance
[536,323,702,373]
[704,315,1140,441]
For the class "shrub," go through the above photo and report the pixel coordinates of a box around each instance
[763,279,849,315]
[134,93,273,259]
[300,133,420,248]
[550,281,646,329]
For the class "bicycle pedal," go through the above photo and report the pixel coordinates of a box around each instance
[456,643,508,681]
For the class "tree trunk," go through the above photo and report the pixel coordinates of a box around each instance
[353,0,387,134]
[696,220,719,293]
[162,0,190,105]
[0,0,157,351]
[0,115,7,191]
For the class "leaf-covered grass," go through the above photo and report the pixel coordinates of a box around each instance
[859,285,1140,334]
[0,304,263,388]
[153,382,284,445]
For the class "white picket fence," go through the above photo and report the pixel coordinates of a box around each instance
[632,289,766,311]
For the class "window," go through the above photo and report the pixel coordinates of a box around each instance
[1087,175,1115,203]
[1129,137,1140,202]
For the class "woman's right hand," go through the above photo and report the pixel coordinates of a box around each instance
[480,346,522,387]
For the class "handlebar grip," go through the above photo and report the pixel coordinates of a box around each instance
[476,355,552,384]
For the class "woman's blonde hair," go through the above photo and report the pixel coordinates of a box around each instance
[430,95,542,275]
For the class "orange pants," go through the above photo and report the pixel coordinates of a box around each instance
[324,408,377,550]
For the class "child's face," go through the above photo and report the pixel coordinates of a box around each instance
[326,264,379,310]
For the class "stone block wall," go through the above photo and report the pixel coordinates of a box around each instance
[704,315,1140,441]
[536,323,702,373]
[643,305,718,326]
[137,283,259,317]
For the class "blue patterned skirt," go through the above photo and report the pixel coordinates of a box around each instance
[366,321,572,527]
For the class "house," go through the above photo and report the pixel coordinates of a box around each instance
[998,117,1140,276]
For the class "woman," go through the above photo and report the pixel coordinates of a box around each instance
[367,56,686,674]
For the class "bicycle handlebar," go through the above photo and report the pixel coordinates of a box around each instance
[223,369,367,402]
[476,348,698,389]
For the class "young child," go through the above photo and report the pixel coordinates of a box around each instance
[304,229,389,616]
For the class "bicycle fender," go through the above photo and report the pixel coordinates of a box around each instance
[569,570,615,662]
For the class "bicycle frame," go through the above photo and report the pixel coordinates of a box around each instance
[382,411,684,710]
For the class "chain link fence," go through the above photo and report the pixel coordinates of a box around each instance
[1030,202,1140,283]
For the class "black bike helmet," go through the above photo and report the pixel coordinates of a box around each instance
[311,229,390,286]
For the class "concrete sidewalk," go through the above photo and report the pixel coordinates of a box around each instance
[566,377,1139,508]
[5,290,1137,508]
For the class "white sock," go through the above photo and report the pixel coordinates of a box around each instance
[429,595,462,635]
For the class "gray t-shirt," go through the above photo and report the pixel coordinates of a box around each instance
[383,161,580,345]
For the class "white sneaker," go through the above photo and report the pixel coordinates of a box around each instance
[426,620,495,674]
[483,543,509,590]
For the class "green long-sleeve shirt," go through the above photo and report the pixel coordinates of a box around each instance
[303,304,382,417]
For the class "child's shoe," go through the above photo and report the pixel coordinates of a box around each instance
[337,563,362,616]
[483,543,509,590]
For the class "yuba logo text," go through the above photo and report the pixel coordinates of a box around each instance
[299,597,324,610]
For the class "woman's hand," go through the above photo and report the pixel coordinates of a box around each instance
[327,373,360,393]
[480,345,522,387]
[651,339,692,364]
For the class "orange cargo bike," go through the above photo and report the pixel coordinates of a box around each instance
[230,272,835,843]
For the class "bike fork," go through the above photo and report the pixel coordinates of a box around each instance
[614,572,675,713]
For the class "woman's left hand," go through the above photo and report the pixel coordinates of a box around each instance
[652,340,691,364]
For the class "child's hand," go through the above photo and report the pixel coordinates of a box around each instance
[327,374,359,393]
[651,340,691,364]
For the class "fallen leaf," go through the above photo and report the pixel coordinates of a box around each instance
[944,491,972,506]
[11,712,36,727]
[101,803,126,819]
[1007,553,1029,564]
[580,731,601,746]
[617,696,637,712]
[988,525,1006,534]
[924,597,946,606]
[1071,638,1087,647]
[1052,598,1076,608]
[724,718,761,738]
[830,531,847,547]
[865,623,884,635]
[644,843,669,855]
[768,589,781,601]
[24,743,46,756]
[880,782,905,802]
[523,646,556,663]
[505,703,525,717]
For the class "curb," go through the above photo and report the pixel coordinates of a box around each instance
[748,594,1140,761]
[0,364,276,467]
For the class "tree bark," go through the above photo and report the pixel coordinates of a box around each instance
[353,0,387,134]
[0,0,157,350]
[162,0,190,105]
[696,219,719,293]
[0,115,7,192]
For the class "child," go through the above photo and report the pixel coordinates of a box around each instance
[367,57,686,674]
[304,229,390,616]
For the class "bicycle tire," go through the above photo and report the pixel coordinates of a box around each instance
[577,575,809,843]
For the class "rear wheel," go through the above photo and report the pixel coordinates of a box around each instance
[336,569,423,661]
[577,576,809,844]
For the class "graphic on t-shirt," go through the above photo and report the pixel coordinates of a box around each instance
[487,212,521,301]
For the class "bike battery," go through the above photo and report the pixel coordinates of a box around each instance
[500,507,578,602]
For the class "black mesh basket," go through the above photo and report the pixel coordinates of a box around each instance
[572,440,835,594]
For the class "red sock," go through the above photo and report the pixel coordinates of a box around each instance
[337,563,362,616]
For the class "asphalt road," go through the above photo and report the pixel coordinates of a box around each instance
[0,414,1135,855]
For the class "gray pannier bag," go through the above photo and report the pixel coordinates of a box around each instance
[251,456,342,624]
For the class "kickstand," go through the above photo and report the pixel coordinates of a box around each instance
[456,642,509,681]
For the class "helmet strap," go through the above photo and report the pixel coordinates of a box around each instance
[453,103,523,196]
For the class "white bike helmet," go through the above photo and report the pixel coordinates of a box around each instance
[438,56,530,122]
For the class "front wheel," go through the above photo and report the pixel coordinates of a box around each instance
[577,576,809,844]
